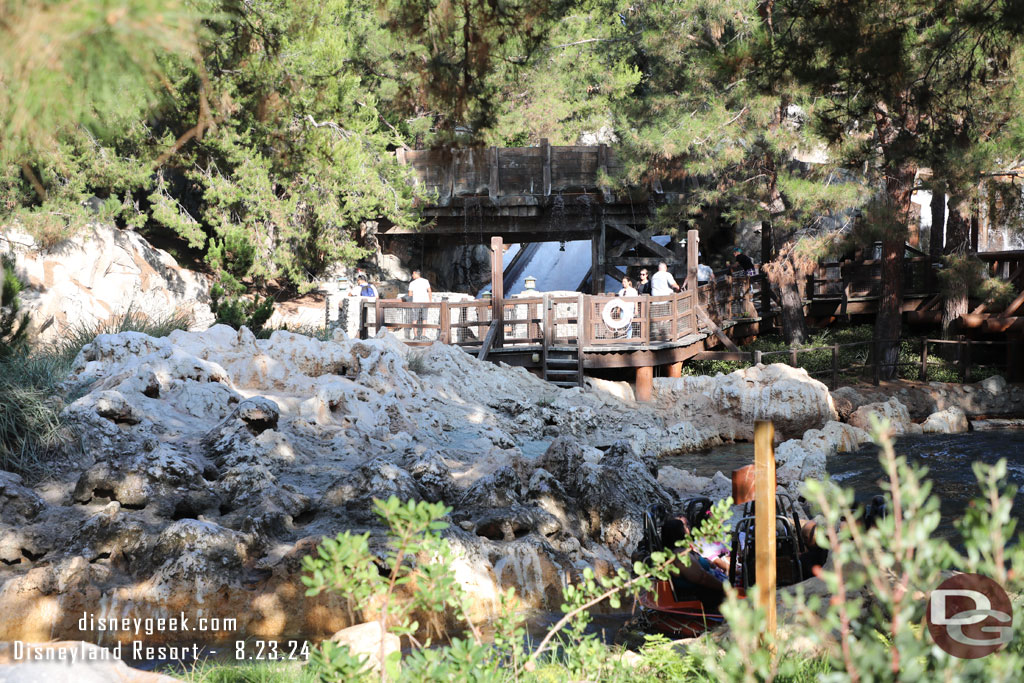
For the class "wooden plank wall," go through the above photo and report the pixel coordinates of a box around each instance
[400,144,614,202]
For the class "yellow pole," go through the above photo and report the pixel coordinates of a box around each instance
[754,419,777,639]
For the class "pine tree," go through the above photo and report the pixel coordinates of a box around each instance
[774,0,1024,377]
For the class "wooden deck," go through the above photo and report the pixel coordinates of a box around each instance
[357,248,1024,387]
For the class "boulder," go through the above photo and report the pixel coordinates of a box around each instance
[4,224,214,342]
[848,398,915,435]
[921,406,969,434]
[653,364,838,441]
[331,622,401,674]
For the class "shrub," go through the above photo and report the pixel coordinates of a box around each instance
[299,496,732,682]
[210,284,276,337]
[0,254,29,358]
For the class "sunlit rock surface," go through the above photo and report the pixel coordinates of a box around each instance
[0,328,839,645]
[4,224,214,342]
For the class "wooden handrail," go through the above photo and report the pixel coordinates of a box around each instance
[477,320,501,361]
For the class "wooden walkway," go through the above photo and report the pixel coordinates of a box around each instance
[358,247,1024,391]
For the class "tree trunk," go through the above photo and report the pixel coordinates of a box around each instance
[875,165,915,380]
[778,266,807,345]
[942,197,972,336]
[929,184,945,261]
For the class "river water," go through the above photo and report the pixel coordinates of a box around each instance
[663,430,1024,545]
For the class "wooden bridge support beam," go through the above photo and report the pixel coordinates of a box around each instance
[490,236,504,348]
[666,361,683,378]
[635,365,653,402]
[591,218,606,294]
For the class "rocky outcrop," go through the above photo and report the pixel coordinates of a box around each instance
[0,326,686,645]
[921,406,969,434]
[848,398,920,435]
[835,376,1024,420]
[3,224,214,342]
[653,364,838,443]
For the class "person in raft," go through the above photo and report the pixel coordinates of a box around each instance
[661,518,728,596]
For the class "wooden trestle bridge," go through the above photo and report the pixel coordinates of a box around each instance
[363,143,1024,393]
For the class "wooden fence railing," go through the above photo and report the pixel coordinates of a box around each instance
[357,278,766,349]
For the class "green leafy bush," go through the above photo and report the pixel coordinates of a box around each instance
[210,285,275,338]
[0,254,29,358]
[298,495,732,682]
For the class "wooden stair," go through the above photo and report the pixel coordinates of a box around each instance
[543,347,583,388]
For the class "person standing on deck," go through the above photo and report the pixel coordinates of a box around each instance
[636,269,653,295]
[349,274,378,298]
[407,270,432,340]
[650,262,680,295]
[733,247,757,276]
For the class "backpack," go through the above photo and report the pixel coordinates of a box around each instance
[360,284,375,297]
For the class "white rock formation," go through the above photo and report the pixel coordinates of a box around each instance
[848,398,921,435]
[652,364,839,442]
[3,224,214,341]
[0,330,840,646]
[921,406,969,434]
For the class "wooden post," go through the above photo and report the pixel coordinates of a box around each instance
[491,236,504,348]
[439,301,450,345]
[591,218,606,294]
[686,229,699,292]
[963,338,972,383]
[754,420,777,641]
[489,147,500,200]
[920,339,929,381]
[754,350,763,366]
[667,361,683,378]
[831,344,839,390]
[789,347,798,368]
[374,299,384,336]
[541,138,551,196]
[635,365,653,402]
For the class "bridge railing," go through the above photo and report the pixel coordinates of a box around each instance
[809,256,936,300]
[359,286,720,349]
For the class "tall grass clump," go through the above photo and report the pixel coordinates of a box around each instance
[0,292,192,479]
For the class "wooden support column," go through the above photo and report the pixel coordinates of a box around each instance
[635,365,653,402]
[491,236,504,348]
[686,229,699,292]
[541,138,551,196]
[761,220,773,319]
[591,218,606,294]
[667,362,683,378]
[754,420,777,641]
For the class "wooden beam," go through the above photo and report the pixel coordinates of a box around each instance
[606,221,676,260]
[477,320,500,361]
[608,225,660,258]
[686,229,699,292]
[754,420,777,642]
[606,256,674,267]
[666,361,682,377]
[592,218,607,294]
[491,236,504,348]
[696,305,740,351]
[635,365,653,402]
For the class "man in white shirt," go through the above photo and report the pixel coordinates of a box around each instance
[407,270,432,302]
[650,262,680,296]
[407,270,432,339]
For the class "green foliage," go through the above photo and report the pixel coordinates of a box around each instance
[0,254,30,358]
[299,494,732,682]
[209,285,275,337]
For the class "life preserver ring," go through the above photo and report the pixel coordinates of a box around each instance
[602,299,634,330]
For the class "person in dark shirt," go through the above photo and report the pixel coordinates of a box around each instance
[636,269,652,295]
[733,247,756,276]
